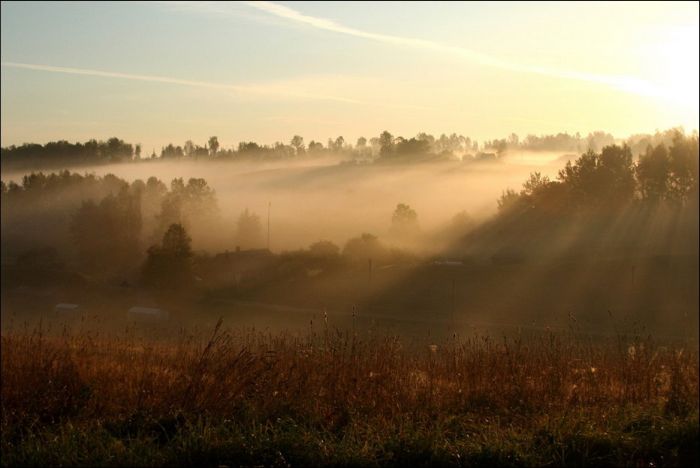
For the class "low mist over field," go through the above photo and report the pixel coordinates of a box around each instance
[2,128,697,341]
[2,155,561,252]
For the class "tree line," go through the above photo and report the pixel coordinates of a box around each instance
[1,169,426,289]
[3,128,693,169]
[2,129,697,289]
[1,171,215,276]
[497,130,699,215]
[1,137,138,168]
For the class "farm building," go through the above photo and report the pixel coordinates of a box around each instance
[200,248,275,286]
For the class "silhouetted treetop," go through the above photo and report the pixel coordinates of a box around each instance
[497,132,698,218]
[142,223,193,289]
[3,127,696,170]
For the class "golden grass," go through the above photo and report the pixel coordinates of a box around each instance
[2,321,697,430]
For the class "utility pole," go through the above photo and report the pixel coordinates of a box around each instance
[267,201,271,251]
[368,258,372,287]
[451,278,456,330]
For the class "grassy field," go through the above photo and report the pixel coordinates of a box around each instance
[1,321,698,467]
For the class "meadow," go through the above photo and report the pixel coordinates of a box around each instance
[1,321,697,467]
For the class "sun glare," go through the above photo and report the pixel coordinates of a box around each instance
[654,26,700,108]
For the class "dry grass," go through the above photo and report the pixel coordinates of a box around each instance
[1,320,698,467]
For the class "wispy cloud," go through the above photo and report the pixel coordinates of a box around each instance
[0,61,365,104]
[158,1,291,29]
[244,1,665,99]
[1,61,435,110]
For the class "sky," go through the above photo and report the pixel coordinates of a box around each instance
[1,1,698,153]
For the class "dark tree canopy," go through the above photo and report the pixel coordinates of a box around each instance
[3,127,695,171]
[390,203,420,238]
[342,233,386,263]
[70,187,142,274]
[208,136,219,157]
[142,223,193,289]
[557,145,635,210]
[496,132,698,219]
[153,177,218,243]
[235,209,263,249]
[636,132,699,204]
[308,240,340,259]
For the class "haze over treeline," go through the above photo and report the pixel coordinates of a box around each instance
[2,127,696,327]
[1,127,692,171]
[1,125,697,341]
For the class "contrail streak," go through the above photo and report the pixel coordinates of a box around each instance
[245,1,664,98]
[1,61,437,110]
[0,61,364,104]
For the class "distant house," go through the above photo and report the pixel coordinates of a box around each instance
[127,306,170,323]
[202,248,275,286]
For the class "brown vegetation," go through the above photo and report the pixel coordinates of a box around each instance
[2,322,697,466]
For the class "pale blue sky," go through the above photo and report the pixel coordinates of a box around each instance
[2,1,698,152]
